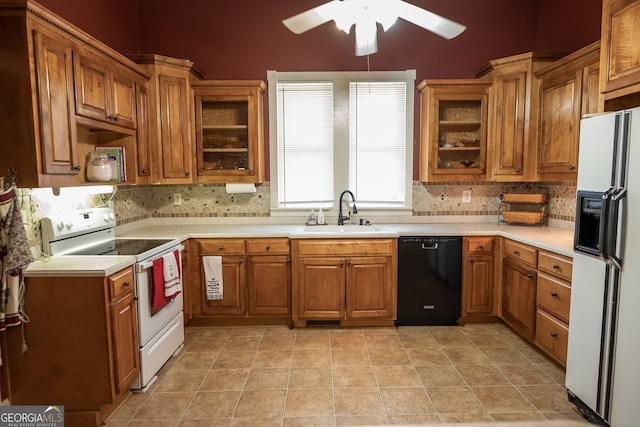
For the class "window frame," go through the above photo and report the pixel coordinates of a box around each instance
[267,70,415,217]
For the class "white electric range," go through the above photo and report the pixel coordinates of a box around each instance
[41,207,184,391]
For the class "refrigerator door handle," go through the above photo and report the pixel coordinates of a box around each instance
[598,189,614,261]
[607,188,627,268]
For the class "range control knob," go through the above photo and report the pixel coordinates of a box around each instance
[57,221,65,230]
[103,213,109,221]
[108,212,115,220]
[65,221,73,229]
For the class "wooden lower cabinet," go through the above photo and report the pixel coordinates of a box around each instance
[461,237,499,321]
[2,267,138,427]
[190,238,291,325]
[292,239,397,327]
[502,257,537,341]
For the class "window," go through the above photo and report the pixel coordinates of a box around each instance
[268,70,415,213]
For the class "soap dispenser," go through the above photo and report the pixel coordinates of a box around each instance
[317,208,325,225]
[307,210,317,225]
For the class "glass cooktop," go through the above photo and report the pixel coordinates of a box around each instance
[65,239,174,256]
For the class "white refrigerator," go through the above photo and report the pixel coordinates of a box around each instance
[566,106,640,427]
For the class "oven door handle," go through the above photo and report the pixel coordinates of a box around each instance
[136,244,184,272]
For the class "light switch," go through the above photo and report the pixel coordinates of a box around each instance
[462,190,471,203]
[173,193,182,206]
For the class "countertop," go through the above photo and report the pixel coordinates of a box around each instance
[25,222,574,276]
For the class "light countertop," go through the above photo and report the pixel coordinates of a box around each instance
[25,222,574,276]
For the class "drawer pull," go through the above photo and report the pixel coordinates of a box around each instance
[550,332,558,338]
[478,245,484,250]
[551,291,558,297]
[513,250,520,255]
[266,245,271,250]
[527,273,533,278]
[552,264,560,270]
[218,246,224,251]
[123,281,130,287]
[469,258,473,263]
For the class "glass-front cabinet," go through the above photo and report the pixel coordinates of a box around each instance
[418,80,491,182]
[193,81,266,183]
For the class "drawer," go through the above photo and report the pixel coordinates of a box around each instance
[108,267,134,301]
[465,236,494,252]
[535,308,569,366]
[537,273,571,323]
[246,238,290,255]
[538,250,572,282]
[199,239,245,255]
[503,239,537,267]
[295,239,395,257]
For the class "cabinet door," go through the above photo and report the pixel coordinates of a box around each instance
[247,255,291,316]
[110,292,139,394]
[74,51,111,123]
[462,253,495,316]
[492,71,527,179]
[297,257,345,319]
[110,69,137,129]
[201,256,246,315]
[601,0,640,96]
[136,83,151,179]
[345,256,394,318]
[159,74,192,179]
[502,259,537,340]
[537,70,581,174]
[34,31,79,175]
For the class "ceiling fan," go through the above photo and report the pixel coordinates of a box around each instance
[282,0,466,56]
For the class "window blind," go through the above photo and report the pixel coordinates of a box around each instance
[276,82,334,208]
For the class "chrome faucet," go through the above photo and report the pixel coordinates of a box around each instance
[338,190,358,225]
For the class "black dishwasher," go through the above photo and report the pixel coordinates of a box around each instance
[396,236,462,326]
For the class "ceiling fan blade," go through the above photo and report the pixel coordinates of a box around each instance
[392,0,466,39]
[282,0,344,34]
[355,18,378,56]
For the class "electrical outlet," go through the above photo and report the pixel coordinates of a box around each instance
[462,190,472,203]
[173,193,182,206]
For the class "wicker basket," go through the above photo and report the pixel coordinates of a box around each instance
[502,193,547,204]
[501,209,545,225]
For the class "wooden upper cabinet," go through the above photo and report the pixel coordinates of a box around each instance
[418,80,491,182]
[33,28,80,177]
[192,80,266,183]
[600,0,640,110]
[476,52,565,182]
[127,54,198,183]
[135,83,151,181]
[73,49,137,129]
[535,42,600,181]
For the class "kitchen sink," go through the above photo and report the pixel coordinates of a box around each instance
[290,224,398,238]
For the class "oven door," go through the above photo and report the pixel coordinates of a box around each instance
[136,244,185,346]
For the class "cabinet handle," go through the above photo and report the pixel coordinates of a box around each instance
[347,259,351,265]
[113,116,119,122]
[141,168,149,174]
[552,264,560,269]
[569,165,575,170]
[249,169,255,174]
[551,291,558,297]
[527,273,533,278]
[218,246,224,251]
[468,257,473,263]
[340,260,344,266]
[266,245,271,251]
[513,250,519,255]
[123,281,130,287]
[550,332,558,338]
[239,260,243,264]
[478,245,483,250]
[286,258,291,263]
[515,168,520,173]
[185,171,190,177]
[73,165,81,171]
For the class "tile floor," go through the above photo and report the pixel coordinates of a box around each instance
[105,323,591,426]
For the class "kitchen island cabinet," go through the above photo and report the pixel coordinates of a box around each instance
[292,239,397,327]
[2,267,138,427]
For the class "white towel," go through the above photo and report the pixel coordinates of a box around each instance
[162,250,181,297]
[203,256,223,300]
